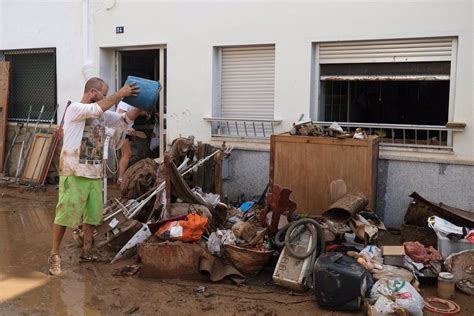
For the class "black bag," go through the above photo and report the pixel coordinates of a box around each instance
[314,252,373,310]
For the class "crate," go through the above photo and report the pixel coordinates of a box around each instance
[436,232,474,259]
[270,134,379,215]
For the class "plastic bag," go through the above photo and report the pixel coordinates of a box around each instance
[360,245,383,264]
[329,121,344,133]
[192,187,220,208]
[428,216,464,236]
[370,278,424,316]
[206,229,237,256]
[372,296,398,314]
[156,214,208,242]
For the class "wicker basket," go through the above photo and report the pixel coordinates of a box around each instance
[224,244,274,275]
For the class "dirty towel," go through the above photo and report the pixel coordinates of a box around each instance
[156,213,208,242]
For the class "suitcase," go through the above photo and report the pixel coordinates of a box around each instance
[314,252,372,310]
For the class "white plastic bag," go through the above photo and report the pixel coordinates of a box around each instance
[206,229,236,256]
[370,278,424,316]
[372,296,398,315]
[428,216,464,236]
[329,121,344,133]
[192,187,220,208]
[360,245,383,264]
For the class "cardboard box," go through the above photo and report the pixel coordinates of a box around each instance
[383,246,405,267]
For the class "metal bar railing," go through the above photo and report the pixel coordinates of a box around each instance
[205,117,453,149]
[204,117,282,138]
[315,121,453,150]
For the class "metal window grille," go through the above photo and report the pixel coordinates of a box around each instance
[204,117,281,138]
[0,48,57,122]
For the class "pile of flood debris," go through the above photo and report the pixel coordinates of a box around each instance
[71,135,473,314]
[290,120,369,140]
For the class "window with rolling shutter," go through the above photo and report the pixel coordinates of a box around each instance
[314,37,458,150]
[219,45,275,120]
[319,37,454,64]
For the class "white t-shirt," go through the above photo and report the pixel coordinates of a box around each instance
[59,102,132,179]
[116,101,135,129]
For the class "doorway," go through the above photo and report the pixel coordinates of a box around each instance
[115,47,167,163]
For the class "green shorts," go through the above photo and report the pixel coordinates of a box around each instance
[54,176,103,228]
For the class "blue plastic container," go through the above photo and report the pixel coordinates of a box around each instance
[122,76,161,112]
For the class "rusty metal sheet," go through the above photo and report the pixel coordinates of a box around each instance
[400,223,437,248]
[404,192,474,228]
[322,194,368,223]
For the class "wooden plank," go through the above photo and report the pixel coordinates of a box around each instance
[214,151,223,196]
[21,133,54,183]
[0,62,11,173]
[270,134,379,216]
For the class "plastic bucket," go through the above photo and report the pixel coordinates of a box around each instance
[122,76,161,112]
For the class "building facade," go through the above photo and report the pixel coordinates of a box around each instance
[1,0,473,227]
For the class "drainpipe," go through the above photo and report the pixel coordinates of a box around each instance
[82,0,94,80]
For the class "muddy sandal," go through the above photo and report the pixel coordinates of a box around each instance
[48,254,61,276]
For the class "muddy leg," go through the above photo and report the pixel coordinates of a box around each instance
[51,224,67,255]
[82,223,94,254]
[118,138,132,182]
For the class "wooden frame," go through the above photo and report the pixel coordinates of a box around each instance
[21,133,54,183]
[0,62,10,173]
[269,133,379,215]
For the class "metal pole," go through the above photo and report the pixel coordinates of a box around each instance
[41,101,70,185]
[4,122,23,176]
[17,105,45,180]
[13,106,33,182]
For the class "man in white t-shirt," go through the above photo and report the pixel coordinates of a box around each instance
[48,77,146,275]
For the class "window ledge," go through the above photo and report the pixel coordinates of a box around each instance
[209,137,270,152]
[380,148,474,166]
[210,136,474,164]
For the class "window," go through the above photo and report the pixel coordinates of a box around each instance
[208,45,279,138]
[0,48,57,122]
[315,38,457,149]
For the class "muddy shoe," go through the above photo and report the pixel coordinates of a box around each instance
[48,254,61,276]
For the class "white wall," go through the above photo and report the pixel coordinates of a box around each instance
[1,1,472,158]
[91,0,473,157]
[1,0,85,120]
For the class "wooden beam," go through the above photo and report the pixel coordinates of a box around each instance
[0,62,11,173]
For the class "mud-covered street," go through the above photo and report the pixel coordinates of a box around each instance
[0,186,320,315]
[1,186,473,316]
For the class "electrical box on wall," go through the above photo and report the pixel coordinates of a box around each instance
[116,26,124,34]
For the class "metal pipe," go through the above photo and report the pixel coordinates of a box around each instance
[17,105,45,182]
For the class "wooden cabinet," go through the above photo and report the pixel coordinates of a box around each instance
[269,134,379,216]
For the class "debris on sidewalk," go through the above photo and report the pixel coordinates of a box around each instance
[57,134,472,315]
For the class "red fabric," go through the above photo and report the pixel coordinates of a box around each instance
[403,241,442,266]
[466,230,474,243]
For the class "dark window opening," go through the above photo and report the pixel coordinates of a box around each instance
[120,49,159,128]
[319,62,451,147]
[321,80,449,125]
[2,48,57,122]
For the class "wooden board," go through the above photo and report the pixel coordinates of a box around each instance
[0,62,10,173]
[269,134,379,216]
[21,133,54,183]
